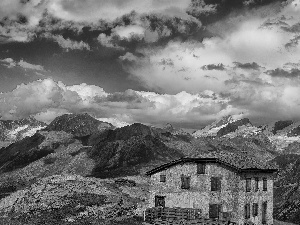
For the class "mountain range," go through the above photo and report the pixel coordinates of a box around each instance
[0,113,299,224]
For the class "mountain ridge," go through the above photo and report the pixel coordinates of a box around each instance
[0,113,299,224]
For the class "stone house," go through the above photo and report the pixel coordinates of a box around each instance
[146,152,277,225]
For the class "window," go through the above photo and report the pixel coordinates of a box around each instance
[262,202,267,224]
[197,163,206,174]
[155,196,165,207]
[209,204,221,219]
[263,178,267,191]
[255,177,259,192]
[245,204,250,219]
[246,178,251,192]
[253,203,258,217]
[181,175,190,189]
[160,174,166,182]
[211,177,221,191]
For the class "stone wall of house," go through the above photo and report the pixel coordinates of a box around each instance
[148,162,274,225]
[148,162,240,219]
[237,172,274,225]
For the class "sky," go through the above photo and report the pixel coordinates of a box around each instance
[1,0,300,129]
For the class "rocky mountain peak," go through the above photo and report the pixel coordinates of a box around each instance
[44,113,114,137]
[192,113,250,138]
[164,123,174,131]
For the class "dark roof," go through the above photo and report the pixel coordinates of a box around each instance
[146,152,278,175]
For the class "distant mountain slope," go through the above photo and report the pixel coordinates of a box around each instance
[0,131,74,173]
[0,117,46,148]
[261,121,300,153]
[86,123,184,178]
[271,154,300,224]
[44,113,114,137]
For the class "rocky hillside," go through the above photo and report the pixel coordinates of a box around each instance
[44,113,114,137]
[271,154,300,224]
[0,117,46,148]
[0,174,147,225]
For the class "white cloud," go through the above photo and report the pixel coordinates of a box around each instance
[0,58,44,71]
[64,83,108,102]
[113,25,145,39]
[45,34,91,51]
[120,41,231,94]
[47,0,191,22]
[0,78,236,128]
[0,0,46,26]
[18,59,44,71]
[2,77,300,127]
[0,58,17,68]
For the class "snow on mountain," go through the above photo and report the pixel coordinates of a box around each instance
[192,113,246,137]
[222,124,262,138]
[261,121,300,152]
[97,117,130,128]
[0,118,46,147]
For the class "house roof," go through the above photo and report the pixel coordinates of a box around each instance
[146,152,278,175]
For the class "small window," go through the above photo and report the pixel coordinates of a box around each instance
[245,204,250,219]
[181,175,190,189]
[253,203,258,216]
[255,177,259,192]
[211,177,221,191]
[197,163,206,174]
[262,202,267,224]
[160,174,166,182]
[209,204,221,219]
[263,178,267,191]
[155,196,165,207]
[246,178,251,192]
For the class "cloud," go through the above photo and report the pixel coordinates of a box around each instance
[44,34,91,51]
[0,58,44,71]
[201,63,225,70]
[47,0,191,22]
[266,68,300,78]
[97,14,202,49]
[0,0,46,26]
[0,78,237,128]
[0,58,17,68]
[18,59,45,71]
[120,1,300,94]
[233,62,262,70]
[3,76,300,128]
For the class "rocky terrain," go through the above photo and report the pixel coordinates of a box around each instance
[0,113,299,224]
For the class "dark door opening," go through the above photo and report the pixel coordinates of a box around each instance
[155,196,165,207]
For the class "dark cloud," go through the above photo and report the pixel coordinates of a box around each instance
[281,22,300,33]
[260,15,289,29]
[187,0,285,25]
[266,68,300,78]
[158,58,174,67]
[285,35,300,49]
[233,62,261,70]
[201,63,225,70]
